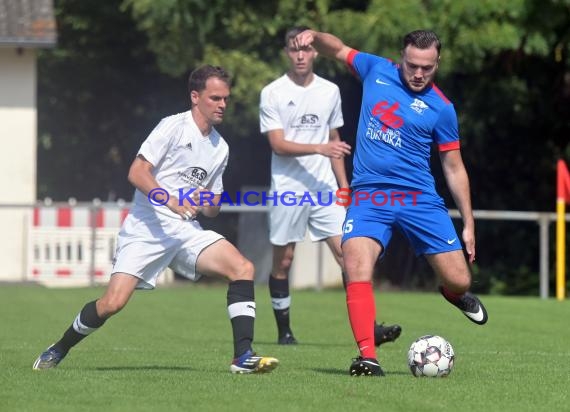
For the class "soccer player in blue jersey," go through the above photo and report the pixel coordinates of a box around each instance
[293,29,488,377]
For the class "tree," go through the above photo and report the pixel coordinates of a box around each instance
[38,0,569,294]
[38,0,185,200]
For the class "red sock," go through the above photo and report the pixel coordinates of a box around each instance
[346,281,376,359]
[441,286,463,302]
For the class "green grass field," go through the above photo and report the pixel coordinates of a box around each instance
[1,284,568,412]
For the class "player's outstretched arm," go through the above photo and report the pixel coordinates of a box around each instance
[293,30,353,64]
[439,149,476,262]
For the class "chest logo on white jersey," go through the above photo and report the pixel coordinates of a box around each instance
[301,114,318,124]
[178,167,207,186]
[292,114,320,129]
[410,98,429,115]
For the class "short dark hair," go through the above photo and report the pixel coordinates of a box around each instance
[188,65,231,96]
[402,30,441,55]
[284,25,311,46]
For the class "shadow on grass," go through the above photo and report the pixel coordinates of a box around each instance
[313,367,410,376]
[253,340,349,348]
[91,365,194,371]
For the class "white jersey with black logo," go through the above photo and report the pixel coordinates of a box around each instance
[260,74,344,195]
[131,110,228,220]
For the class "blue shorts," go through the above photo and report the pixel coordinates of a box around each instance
[341,186,461,256]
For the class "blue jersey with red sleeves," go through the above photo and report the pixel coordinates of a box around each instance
[347,50,460,195]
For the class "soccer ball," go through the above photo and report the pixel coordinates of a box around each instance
[407,335,455,377]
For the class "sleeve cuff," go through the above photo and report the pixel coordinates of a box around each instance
[438,141,460,151]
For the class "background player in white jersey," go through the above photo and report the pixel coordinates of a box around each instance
[33,65,278,374]
[259,26,401,346]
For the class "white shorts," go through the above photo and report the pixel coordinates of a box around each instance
[112,207,224,289]
[269,200,346,246]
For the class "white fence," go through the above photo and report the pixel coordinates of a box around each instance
[0,203,568,297]
[30,227,118,286]
[25,204,125,286]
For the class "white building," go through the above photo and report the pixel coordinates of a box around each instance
[0,0,56,281]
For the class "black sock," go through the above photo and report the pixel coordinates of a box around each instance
[53,300,106,354]
[227,280,255,358]
[269,276,292,338]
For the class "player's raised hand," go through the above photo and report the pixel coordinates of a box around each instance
[317,141,351,158]
[293,29,316,49]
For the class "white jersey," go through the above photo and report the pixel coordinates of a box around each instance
[260,74,344,195]
[131,110,229,220]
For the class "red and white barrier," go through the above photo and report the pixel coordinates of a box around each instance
[33,206,130,228]
[29,206,129,286]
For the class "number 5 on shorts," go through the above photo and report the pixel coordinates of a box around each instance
[343,219,354,234]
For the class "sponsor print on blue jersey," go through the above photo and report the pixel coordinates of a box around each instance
[347,51,460,194]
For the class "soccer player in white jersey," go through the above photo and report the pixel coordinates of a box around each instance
[33,65,278,374]
[259,26,402,346]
